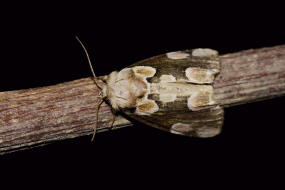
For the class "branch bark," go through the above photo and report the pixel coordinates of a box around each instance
[1,45,285,154]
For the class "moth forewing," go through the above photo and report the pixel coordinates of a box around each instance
[103,48,224,137]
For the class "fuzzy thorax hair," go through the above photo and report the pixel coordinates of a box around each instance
[102,68,148,110]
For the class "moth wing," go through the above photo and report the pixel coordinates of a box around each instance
[121,48,223,137]
[129,49,220,84]
[122,106,224,138]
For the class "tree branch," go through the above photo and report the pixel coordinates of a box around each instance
[1,45,285,154]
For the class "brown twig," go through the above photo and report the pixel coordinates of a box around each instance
[1,45,285,154]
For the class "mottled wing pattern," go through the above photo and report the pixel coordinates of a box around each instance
[122,49,224,138]
[129,49,220,84]
[123,105,224,138]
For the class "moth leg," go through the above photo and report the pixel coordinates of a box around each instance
[187,91,216,111]
[91,99,104,142]
[109,109,116,130]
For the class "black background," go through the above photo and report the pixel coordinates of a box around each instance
[0,2,284,188]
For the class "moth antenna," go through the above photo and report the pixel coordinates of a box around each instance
[76,36,105,141]
[75,36,102,89]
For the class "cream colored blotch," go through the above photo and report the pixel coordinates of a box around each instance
[187,91,215,111]
[159,75,176,83]
[159,94,177,103]
[192,48,218,57]
[170,123,193,134]
[132,66,156,78]
[135,100,159,115]
[185,67,218,84]
[166,51,189,60]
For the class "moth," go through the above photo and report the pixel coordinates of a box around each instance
[76,37,224,140]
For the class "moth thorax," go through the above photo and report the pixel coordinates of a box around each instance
[104,68,148,110]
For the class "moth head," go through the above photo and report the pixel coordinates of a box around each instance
[75,35,149,112]
[103,68,148,111]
